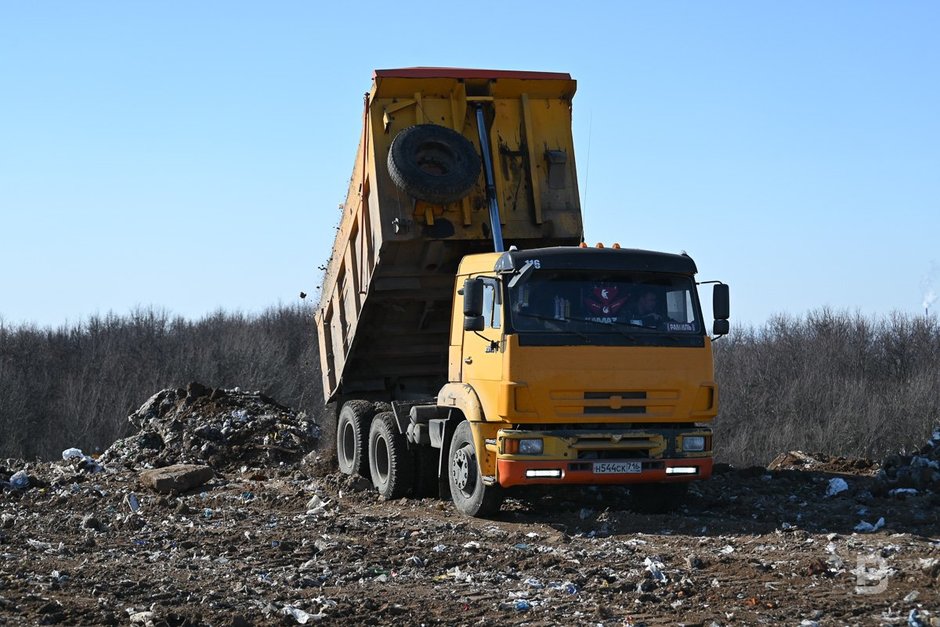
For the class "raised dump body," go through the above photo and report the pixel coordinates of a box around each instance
[317,68,584,403]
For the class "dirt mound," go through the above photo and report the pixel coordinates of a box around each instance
[100,382,320,471]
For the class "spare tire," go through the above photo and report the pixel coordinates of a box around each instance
[387,124,481,204]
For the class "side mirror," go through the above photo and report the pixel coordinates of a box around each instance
[464,315,485,332]
[712,283,730,336]
[463,278,484,316]
[463,278,485,331]
[713,283,729,321]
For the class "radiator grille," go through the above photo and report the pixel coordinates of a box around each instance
[549,390,679,418]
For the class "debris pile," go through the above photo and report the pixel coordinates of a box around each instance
[876,427,940,495]
[767,450,877,475]
[100,382,320,471]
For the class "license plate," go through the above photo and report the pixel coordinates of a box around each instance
[593,461,642,474]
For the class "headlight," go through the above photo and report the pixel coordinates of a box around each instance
[682,436,706,452]
[519,438,544,455]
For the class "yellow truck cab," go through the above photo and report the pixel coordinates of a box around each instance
[316,68,729,516]
[441,246,723,514]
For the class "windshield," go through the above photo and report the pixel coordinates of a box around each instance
[508,270,703,337]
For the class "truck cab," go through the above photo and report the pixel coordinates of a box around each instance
[435,246,725,514]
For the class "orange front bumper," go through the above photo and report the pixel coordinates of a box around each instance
[496,457,713,488]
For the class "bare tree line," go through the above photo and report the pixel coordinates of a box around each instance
[714,309,940,466]
[1,306,937,466]
[0,305,322,460]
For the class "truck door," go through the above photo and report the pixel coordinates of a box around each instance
[461,276,504,416]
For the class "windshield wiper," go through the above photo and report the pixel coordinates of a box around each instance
[513,312,592,342]
[561,316,643,341]
[518,313,639,342]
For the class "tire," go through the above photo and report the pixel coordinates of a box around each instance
[336,400,374,477]
[629,483,689,514]
[387,124,481,204]
[448,421,503,517]
[368,412,414,499]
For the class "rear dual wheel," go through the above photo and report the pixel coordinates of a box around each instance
[336,400,376,477]
[368,412,414,499]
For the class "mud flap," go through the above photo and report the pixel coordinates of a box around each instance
[430,412,459,499]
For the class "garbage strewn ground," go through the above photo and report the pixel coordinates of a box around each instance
[1,389,939,626]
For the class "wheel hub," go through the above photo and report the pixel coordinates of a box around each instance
[452,445,476,492]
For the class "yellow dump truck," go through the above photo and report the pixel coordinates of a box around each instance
[315,68,729,516]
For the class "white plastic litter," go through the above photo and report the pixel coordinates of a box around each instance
[643,557,667,582]
[854,517,886,533]
[826,477,849,497]
[306,495,329,516]
[889,488,918,497]
[851,557,894,587]
[129,611,155,624]
[281,605,312,624]
[62,448,85,461]
[446,566,472,583]
[60,448,104,472]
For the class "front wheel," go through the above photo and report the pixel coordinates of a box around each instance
[448,421,503,517]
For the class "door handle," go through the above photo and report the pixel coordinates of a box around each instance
[464,357,473,365]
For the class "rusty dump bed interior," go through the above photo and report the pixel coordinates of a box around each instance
[316,68,584,403]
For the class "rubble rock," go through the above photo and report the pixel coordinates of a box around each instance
[139,464,214,494]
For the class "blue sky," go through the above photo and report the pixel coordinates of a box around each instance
[1,2,938,328]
